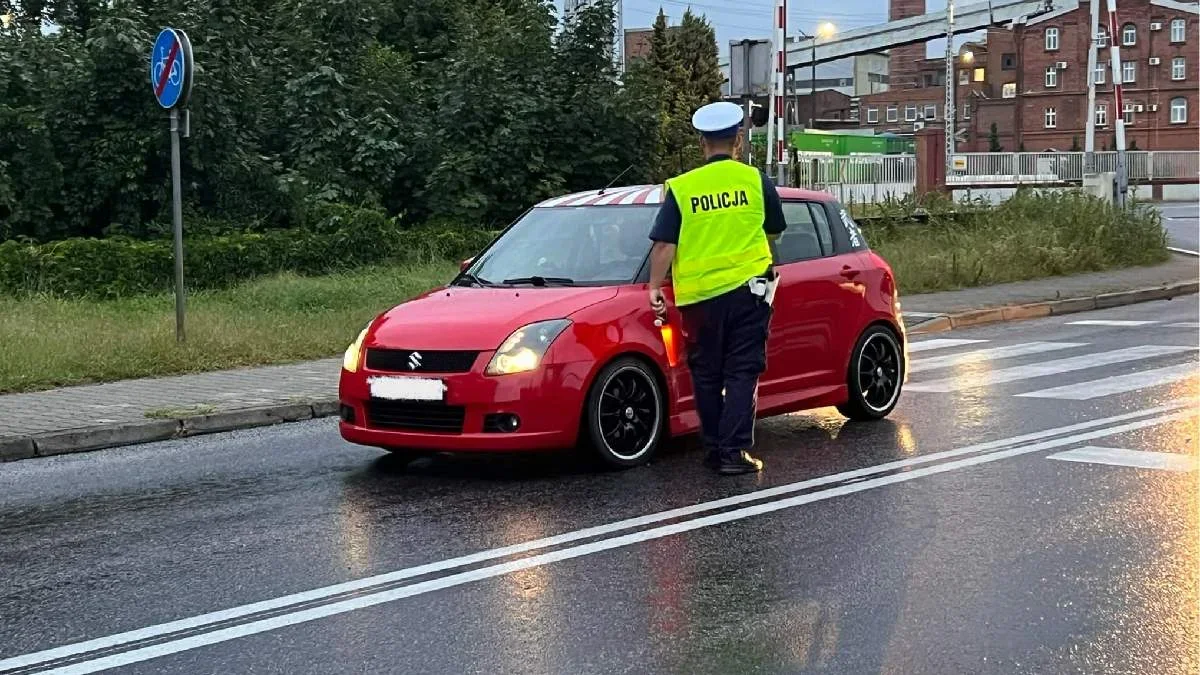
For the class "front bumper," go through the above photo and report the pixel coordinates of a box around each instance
[338,358,592,452]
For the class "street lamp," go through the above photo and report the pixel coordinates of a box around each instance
[796,22,837,132]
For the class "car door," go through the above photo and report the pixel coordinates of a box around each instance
[762,200,866,399]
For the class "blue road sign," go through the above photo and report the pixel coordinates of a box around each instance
[150,28,192,109]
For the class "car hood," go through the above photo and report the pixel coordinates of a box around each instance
[368,285,619,351]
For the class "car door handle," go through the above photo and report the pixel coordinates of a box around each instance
[839,266,860,279]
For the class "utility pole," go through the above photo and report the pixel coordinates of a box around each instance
[944,0,956,173]
[1104,0,1129,205]
[1084,0,1101,172]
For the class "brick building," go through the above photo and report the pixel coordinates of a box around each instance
[856,0,1199,151]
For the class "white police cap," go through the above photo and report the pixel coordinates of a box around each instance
[692,101,744,139]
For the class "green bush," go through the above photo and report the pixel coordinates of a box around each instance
[0,205,497,298]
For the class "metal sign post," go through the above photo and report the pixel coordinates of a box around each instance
[1102,0,1129,206]
[149,27,194,342]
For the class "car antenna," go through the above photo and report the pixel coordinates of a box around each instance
[597,164,634,195]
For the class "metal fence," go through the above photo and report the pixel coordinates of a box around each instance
[948,151,1200,184]
[793,154,917,203]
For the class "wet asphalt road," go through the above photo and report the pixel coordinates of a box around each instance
[1,300,1197,674]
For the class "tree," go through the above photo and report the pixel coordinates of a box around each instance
[988,123,1003,152]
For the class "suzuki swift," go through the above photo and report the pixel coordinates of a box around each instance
[338,185,906,468]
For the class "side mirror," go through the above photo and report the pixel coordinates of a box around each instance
[460,257,474,272]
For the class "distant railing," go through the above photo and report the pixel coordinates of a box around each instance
[948,151,1200,184]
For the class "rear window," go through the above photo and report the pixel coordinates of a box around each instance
[468,205,656,286]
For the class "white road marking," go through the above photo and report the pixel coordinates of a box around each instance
[1167,247,1200,257]
[906,345,1196,393]
[1017,362,1198,400]
[1048,446,1197,472]
[1067,320,1159,326]
[906,338,989,353]
[1167,322,1200,329]
[6,402,1194,675]
[909,341,1084,374]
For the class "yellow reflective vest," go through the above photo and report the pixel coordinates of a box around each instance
[665,160,772,307]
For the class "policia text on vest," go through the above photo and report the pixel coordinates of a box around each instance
[687,189,751,213]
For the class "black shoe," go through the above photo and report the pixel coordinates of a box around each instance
[714,451,763,475]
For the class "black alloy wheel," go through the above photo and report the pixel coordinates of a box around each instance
[838,324,904,421]
[583,357,665,468]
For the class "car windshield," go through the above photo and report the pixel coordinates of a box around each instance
[465,204,657,286]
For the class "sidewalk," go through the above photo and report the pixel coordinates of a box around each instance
[2,255,1197,461]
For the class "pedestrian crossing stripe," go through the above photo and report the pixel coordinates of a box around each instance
[906,338,988,353]
[909,341,1084,374]
[905,344,1196,393]
[1048,446,1197,472]
[1016,362,1198,400]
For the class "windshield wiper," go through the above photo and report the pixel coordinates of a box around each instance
[454,273,496,288]
[501,276,576,287]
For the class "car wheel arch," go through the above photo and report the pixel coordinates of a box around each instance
[575,349,672,445]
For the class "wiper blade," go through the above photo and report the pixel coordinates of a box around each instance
[454,273,496,288]
[501,276,576,287]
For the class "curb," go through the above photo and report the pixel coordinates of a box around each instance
[910,279,1199,335]
[1,398,341,462]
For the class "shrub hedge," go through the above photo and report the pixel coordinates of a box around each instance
[0,204,497,298]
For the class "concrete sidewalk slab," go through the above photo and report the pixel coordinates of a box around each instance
[1,256,1197,461]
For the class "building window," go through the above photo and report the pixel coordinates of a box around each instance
[1045,107,1057,128]
[973,67,986,82]
[1094,63,1106,84]
[887,105,898,122]
[905,104,918,122]
[1122,60,1136,83]
[1045,27,1059,50]
[1097,26,1108,47]
[1095,104,1108,126]
[1122,23,1136,46]
[1171,18,1185,43]
[866,107,879,123]
[1002,53,1016,70]
[1170,97,1187,123]
[1124,104,1136,125]
[963,103,971,119]
[1045,65,1058,87]
[959,69,969,84]
[924,104,937,120]
[1172,57,1186,80]
[1002,82,1017,98]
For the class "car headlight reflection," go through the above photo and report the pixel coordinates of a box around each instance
[342,325,370,373]
[486,319,572,376]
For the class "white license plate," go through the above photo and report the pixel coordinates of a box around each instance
[367,376,446,402]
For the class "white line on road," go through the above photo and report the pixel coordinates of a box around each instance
[1167,246,1199,257]
[3,401,1194,675]
[909,341,1085,373]
[24,408,1196,675]
[1167,322,1200,329]
[1017,362,1198,400]
[906,338,988,353]
[906,345,1196,393]
[1048,446,1197,472]
[1066,320,1159,326]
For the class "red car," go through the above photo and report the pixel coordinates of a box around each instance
[338,185,907,468]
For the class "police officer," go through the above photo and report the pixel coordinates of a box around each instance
[647,101,787,475]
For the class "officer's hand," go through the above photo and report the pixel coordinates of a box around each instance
[648,288,668,320]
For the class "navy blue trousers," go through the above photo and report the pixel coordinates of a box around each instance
[679,284,772,462]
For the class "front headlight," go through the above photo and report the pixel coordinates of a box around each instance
[342,325,370,373]
[486,319,572,376]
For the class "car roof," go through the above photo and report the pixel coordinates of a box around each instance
[533,184,837,208]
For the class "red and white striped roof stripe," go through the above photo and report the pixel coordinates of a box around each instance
[534,185,664,208]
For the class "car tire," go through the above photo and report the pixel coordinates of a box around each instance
[582,357,666,469]
[837,324,904,422]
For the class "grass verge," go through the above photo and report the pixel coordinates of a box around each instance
[0,192,1170,393]
[0,262,455,393]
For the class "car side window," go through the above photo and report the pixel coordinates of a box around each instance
[776,201,827,264]
[808,203,834,255]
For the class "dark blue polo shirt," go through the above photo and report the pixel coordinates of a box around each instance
[648,155,788,245]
